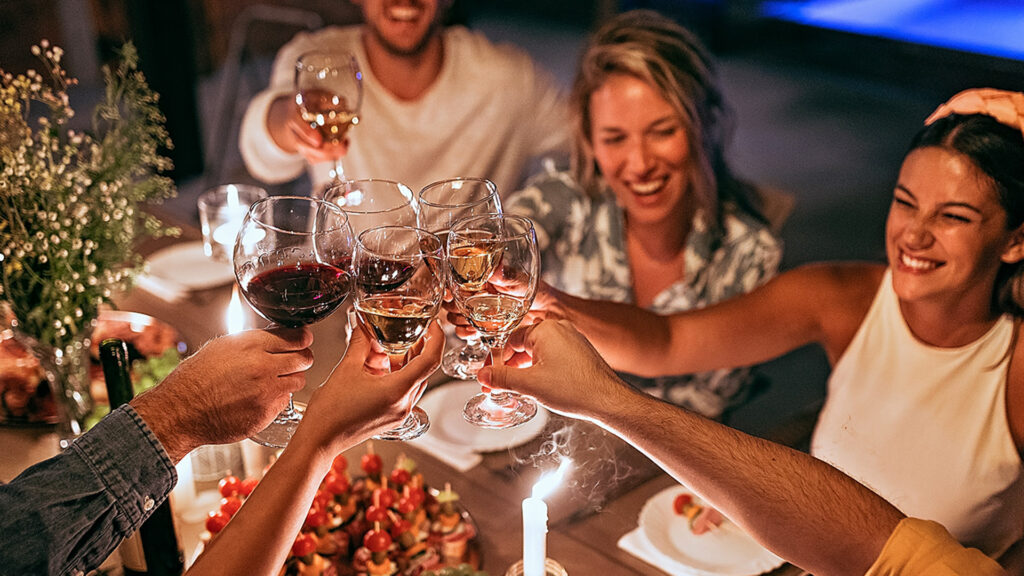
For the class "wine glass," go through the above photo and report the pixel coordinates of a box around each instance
[325,178,419,238]
[353,226,445,440]
[233,196,354,447]
[417,177,502,380]
[447,214,540,429]
[294,50,363,190]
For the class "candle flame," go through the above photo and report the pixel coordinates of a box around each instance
[227,284,245,334]
[531,458,572,500]
[226,184,239,211]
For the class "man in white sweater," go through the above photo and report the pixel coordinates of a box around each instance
[240,0,571,197]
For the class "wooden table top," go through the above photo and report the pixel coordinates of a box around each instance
[0,211,806,576]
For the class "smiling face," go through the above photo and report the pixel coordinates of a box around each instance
[886,146,1024,311]
[589,73,692,228]
[357,0,448,56]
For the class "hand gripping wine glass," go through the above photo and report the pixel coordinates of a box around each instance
[417,177,502,380]
[325,178,419,238]
[353,226,445,440]
[294,50,363,191]
[448,214,540,429]
[233,196,354,447]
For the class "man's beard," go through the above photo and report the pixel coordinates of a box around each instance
[369,21,441,57]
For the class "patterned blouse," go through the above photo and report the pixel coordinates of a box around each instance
[507,170,783,418]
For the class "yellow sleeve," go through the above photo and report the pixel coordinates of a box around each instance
[865,518,1006,576]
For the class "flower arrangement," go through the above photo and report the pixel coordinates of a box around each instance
[0,40,178,352]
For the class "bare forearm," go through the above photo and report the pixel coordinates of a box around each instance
[549,290,676,376]
[187,440,332,575]
[592,383,901,576]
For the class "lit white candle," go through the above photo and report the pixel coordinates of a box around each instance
[523,459,572,576]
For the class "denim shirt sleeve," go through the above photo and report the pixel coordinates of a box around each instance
[0,404,177,576]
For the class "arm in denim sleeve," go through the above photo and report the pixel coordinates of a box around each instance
[0,404,177,576]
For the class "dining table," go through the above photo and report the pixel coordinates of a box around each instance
[0,207,807,576]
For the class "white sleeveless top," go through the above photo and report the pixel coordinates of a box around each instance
[812,269,1024,558]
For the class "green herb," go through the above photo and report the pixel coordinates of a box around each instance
[1,40,179,350]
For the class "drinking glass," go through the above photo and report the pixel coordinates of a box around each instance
[448,215,540,429]
[233,196,354,447]
[294,51,362,188]
[325,178,419,237]
[418,177,502,380]
[354,226,445,440]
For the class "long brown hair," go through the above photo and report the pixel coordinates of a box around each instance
[570,10,765,238]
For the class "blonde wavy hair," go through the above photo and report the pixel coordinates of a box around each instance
[570,10,764,237]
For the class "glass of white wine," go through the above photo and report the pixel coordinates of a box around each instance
[447,214,540,429]
[353,225,445,440]
[294,50,362,188]
[417,177,502,380]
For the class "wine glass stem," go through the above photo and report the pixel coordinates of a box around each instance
[283,394,297,418]
[331,158,346,183]
[485,343,515,406]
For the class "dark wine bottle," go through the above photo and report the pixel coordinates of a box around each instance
[100,338,186,576]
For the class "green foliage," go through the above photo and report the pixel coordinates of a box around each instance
[0,40,179,350]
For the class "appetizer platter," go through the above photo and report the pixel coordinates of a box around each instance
[199,446,483,576]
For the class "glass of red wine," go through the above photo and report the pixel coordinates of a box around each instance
[417,177,502,380]
[353,225,445,440]
[295,50,362,190]
[233,195,354,448]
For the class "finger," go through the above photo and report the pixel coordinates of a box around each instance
[277,347,315,376]
[277,372,308,394]
[396,322,444,380]
[455,325,477,339]
[342,316,373,365]
[289,121,321,148]
[264,326,314,352]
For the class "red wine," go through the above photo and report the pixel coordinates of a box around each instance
[101,339,185,576]
[356,257,416,292]
[244,262,351,326]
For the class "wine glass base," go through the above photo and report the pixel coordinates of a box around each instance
[249,405,304,449]
[463,392,537,429]
[374,407,430,441]
[441,344,489,380]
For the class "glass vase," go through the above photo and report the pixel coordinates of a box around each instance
[1,311,94,448]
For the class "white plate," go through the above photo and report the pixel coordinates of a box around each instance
[145,241,236,290]
[417,380,549,453]
[639,486,784,576]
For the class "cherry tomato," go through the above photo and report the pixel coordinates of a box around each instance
[313,489,332,510]
[673,493,694,515]
[239,477,259,497]
[396,496,416,515]
[332,453,348,472]
[291,532,317,557]
[205,510,230,534]
[324,472,351,495]
[389,468,411,486]
[361,453,383,476]
[305,506,329,530]
[390,518,412,538]
[363,529,392,553]
[404,486,426,508]
[219,496,243,517]
[365,504,388,524]
[218,475,241,498]
[374,487,398,509]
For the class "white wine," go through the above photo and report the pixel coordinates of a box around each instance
[297,88,357,145]
[463,293,527,346]
[448,243,500,290]
[356,295,437,354]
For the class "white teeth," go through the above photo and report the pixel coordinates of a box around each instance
[388,6,419,21]
[629,178,665,195]
[900,252,938,271]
